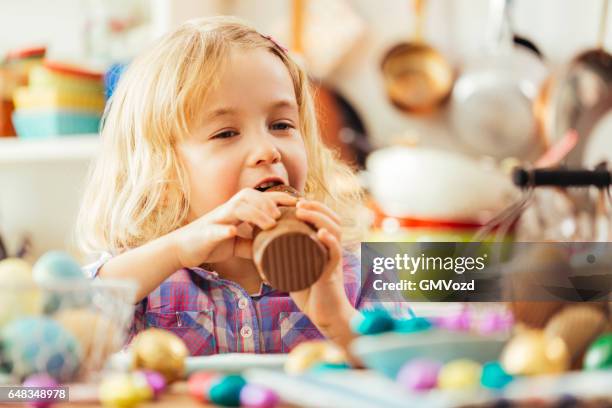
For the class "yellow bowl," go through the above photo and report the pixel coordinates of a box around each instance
[13,87,105,112]
[28,66,104,93]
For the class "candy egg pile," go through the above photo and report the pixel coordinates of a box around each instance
[0,250,135,385]
[351,305,612,397]
[187,371,280,407]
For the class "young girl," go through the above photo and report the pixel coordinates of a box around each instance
[76,16,376,356]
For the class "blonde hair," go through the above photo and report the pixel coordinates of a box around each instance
[75,16,367,255]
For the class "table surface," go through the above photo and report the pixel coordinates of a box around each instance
[0,382,297,408]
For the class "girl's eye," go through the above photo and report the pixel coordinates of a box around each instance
[212,130,238,139]
[270,122,294,131]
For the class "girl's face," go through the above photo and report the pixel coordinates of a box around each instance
[178,47,308,219]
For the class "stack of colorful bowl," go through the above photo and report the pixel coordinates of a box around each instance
[0,47,46,137]
[12,60,105,139]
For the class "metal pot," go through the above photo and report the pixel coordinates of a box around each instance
[450,0,548,159]
[380,0,453,113]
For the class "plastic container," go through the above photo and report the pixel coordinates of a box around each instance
[13,87,105,112]
[29,66,104,94]
[12,110,101,138]
[0,279,137,383]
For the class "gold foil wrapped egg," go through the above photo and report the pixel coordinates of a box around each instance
[130,328,189,383]
[501,329,570,375]
[285,340,347,374]
[54,309,120,374]
[544,305,608,369]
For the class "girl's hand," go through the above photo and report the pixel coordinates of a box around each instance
[172,188,297,268]
[290,199,359,347]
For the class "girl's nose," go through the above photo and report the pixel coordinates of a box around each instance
[248,134,281,166]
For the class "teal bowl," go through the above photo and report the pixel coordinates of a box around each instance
[350,330,508,379]
[12,110,100,138]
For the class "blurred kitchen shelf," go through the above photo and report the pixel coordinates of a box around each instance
[0,135,100,163]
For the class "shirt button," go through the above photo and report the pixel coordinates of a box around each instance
[240,325,253,338]
[238,298,248,310]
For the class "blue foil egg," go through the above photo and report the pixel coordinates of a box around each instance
[1,317,81,382]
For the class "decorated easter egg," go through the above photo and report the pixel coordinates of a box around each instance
[396,358,441,392]
[131,328,189,383]
[437,359,482,389]
[0,258,41,326]
[1,317,81,382]
[544,305,608,368]
[22,373,59,408]
[54,309,119,373]
[584,334,612,370]
[99,372,147,408]
[209,374,247,407]
[240,383,280,408]
[501,329,570,375]
[32,251,84,283]
[285,340,347,374]
[350,309,394,335]
[134,370,166,399]
[188,371,220,402]
[32,251,88,314]
[480,361,513,389]
[393,317,432,334]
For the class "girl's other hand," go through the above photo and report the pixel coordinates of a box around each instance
[291,199,358,347]
[172,188,297,268]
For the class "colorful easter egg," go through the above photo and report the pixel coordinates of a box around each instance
[135,370,166,399]
[209,374,247,407]
[584,334,612,370]
[99,372,144,408]
[1,317,81,382]
[501,329,570,375]
[480,361,513,389]
[240,383,280,408]
[54,309,119,373]
[22,373,60,408]
[396,358,441,392]
[0,258,41,326]
[350,309,395,335]
[285,340,346,374]
[187,371,220,402]
[131,328,188,383]
[437,359,482,389]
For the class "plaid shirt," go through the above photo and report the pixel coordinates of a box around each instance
[85,250,405,356]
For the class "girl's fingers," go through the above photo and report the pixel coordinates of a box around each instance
[297,200,341,224]
[234,204,277,230]
[317,228,342,278]
[265,191,299,207]
[234,236,253,259]
[295,208,341,240]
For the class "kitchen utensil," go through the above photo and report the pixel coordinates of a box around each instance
[536,0,612,166]
[451,0,548,159]
[380,0,453,113]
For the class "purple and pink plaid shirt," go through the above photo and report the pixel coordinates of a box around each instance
[85,250,404,356]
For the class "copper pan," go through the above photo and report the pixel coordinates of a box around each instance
[380,0,453,113]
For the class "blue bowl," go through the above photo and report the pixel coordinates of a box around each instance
[12,110,100,138]
[350,330,508,378]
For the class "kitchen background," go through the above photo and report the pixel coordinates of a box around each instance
[1,0,611,262]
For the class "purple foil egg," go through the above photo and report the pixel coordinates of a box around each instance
[240,383,280,408]
[397,359,441,392]
[137,370,167,398]
[22,374,59,408]
[435,310,471,331]
[478,312,514,334]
